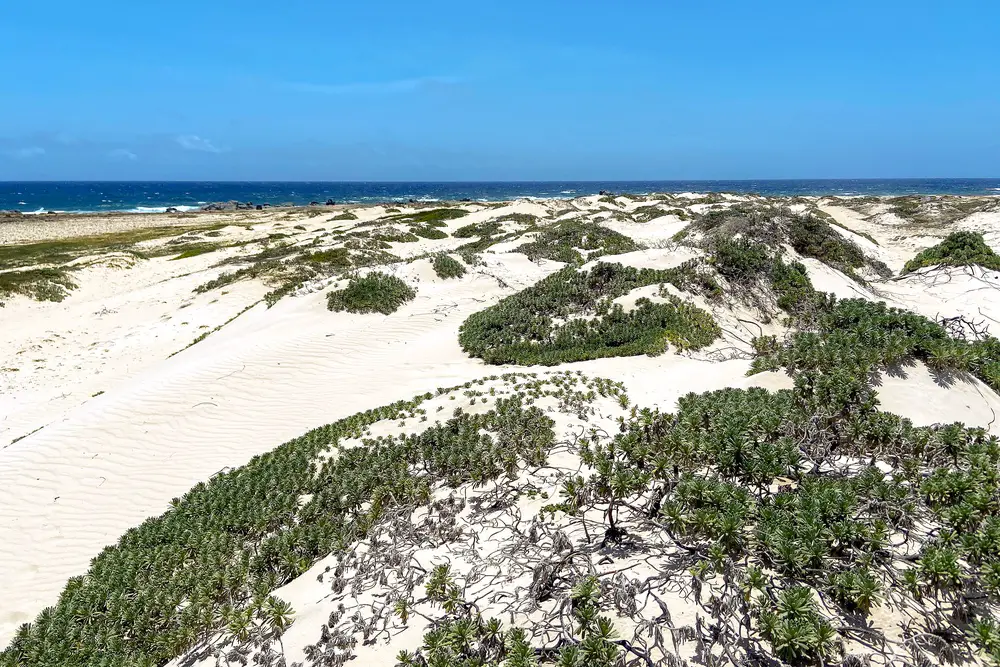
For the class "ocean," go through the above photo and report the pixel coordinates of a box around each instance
[1,179,999,214]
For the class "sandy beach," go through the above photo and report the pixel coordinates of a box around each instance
[2,194,999,665]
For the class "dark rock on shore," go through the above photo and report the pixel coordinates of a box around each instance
[201,201,256,211]
[165,207,180,214]
[325,199,336,206]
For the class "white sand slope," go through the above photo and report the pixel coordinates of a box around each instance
[0,254,549,644]
[3,195,1000,657]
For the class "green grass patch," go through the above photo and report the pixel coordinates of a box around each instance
[903,231,1000,274]
[306,248,354,267]
[326,272,416,315]
[169,244,220,260]
[0,223,228,272]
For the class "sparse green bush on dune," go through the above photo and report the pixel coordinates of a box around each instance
[903,231,1000,274]
[326,271,416,314]
[453,220,503,238]
[0,382,568,667]
[386,208,468,226]
[693,205,890,280]
[10,198,1000,667]
[432,253,466,279]
[410,225,449,240]
[0,268,77,304]
[459,262,721,365]
[515,218,641,264]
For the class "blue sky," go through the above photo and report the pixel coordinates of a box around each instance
[1,0,998,180]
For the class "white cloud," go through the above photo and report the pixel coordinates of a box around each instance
[285,76,461,95]
[6,146,45,159]
[109,148,138,161]
[175,135,224,153]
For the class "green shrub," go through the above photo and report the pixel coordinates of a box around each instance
[330,211,358,221]
[169,244,219,260]
[387,208,468,226]
[0,386,559,666]
[0,267,76,304]
[711,238,773,283]
[759,587,840,663]
[375,229,420,243]
[516,219,640,264]
[432,254,466,279]
[411,225,448,240]
[307,248,353,267]
[459,262,720,365]
[788,214,865,270]
[327,272,416,314]
[453,221,503,238]
[903,231,1000,273]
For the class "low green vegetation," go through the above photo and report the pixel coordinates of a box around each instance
[753,297,1000,394]
[459,262,720,365]
[410,225,448,240]
[631,205,689,223]
[694,205,890,281]
[541,297,1000,665]
[170,244,219,260]
[0,223,231,303]
[453,221,503,238]
[400,572,622,667]
[1,377,591,667]
[386,208,468,226]
[515,219,641,264]
[327,272,416,315]
[0,268,77,304]
[877,195,999,226]
[707,238,832,324]
[903,231,1000,274]
[432,254,466,279]
[810,207,880,246]
[330,211,358,221]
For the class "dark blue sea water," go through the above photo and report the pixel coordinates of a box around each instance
[1,180,999,214]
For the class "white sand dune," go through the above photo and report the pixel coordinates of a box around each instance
[3,196,1000,658]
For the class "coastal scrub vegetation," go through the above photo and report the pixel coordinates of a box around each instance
[691,204,891,281]
[458,262,721,365]
[385,208,468,226]
[631,205,689,223]
[515,219,641,264]
[540,302,1000,665]
[2,375,618,667]
[0,268,77,304]
[752,297,1000,394]
[453,220,503,238]
[431,254,466,279]
[0,223,230,304]
[903,231,1000,274]
[326,272,416,315]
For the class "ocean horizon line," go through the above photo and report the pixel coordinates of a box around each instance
[3,178,999,214]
